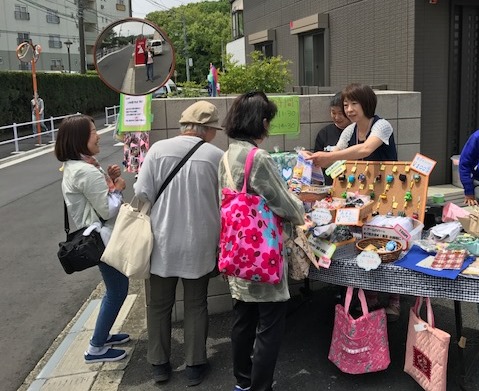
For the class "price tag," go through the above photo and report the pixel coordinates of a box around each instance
[410,153,437,176]
[335,208,360,225]
[356,251,381,271]
[380,164,386,171]
[369,184,374,190]
[311,208,333,225]
[307,237,336,269]
[414,322,428,332]
[359,183,364,190]
[392,165,398,173]
[326,160,347,178]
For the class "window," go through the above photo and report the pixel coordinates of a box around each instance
[14,5,30,20]
[49,35,62,49]
[116,0,125,11]
[299,31,327,86]
[254,42,273,58]
[17,32,30,46]
[46,10,60,24]
[232,10,244,39]
[50,59,63,71]
[19,61,31,71]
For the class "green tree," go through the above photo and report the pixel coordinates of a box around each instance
[147,0,230,85]
[220,51,292,93]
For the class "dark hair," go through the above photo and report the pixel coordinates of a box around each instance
[341,83,377,118]
[222,91,277,140]
[329,92,343,108]
[54,115,95,162]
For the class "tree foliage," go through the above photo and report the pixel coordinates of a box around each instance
[220,51,292,94]
[147,0,230,85]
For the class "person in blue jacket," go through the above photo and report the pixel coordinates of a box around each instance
[459,130,479,206]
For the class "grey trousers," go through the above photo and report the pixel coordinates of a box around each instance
[147,273,209,366]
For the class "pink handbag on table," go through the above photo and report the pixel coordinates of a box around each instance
[404,297,450,391]
[218,148,284,284]
[328,287,390,374]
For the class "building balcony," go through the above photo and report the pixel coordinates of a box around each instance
[14,11,30,20]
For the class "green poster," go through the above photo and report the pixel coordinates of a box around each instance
[268,96,300,136]
[117,94,152,133]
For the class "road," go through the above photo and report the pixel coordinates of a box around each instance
[0,122,135,391]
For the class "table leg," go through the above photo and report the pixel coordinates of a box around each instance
[454,300,468,391]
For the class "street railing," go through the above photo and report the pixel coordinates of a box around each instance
[105,104,120,125]
[0,113,80,157]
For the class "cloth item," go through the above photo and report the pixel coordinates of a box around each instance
[218,148,284,284]
[458,207,479,237]
[231,300,288,391]
[269,151,297,183]
[442,202,470,223]
[101,197,153,279]
[328,287,390,374]
[147,274,209,366]
[394,245,475,279]
[179,100,223,129]
[404,297,450,391]
[123,132,150,173]
[429,221,462,242]
[285,226,315,280]
[90,262,129,347]
[431,249,467,270]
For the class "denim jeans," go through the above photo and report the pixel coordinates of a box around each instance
[32,113,48,134]
[146,63,154,81]
[90,262,129,347]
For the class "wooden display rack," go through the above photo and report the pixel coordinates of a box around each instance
[331,160,429,223]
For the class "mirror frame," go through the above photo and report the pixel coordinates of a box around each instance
[93,17,176,96]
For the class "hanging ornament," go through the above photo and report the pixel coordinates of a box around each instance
[413,173,421,182]
[338,174,346,182]
[358,173,366,182]
[386,174,394,183]
[341,191,348,199]
[412,212,419,219]
[399,173,407,182]
[370,191,375,200]
[348,174,356,183]
[404,191,413,201]
[375,174,382,183]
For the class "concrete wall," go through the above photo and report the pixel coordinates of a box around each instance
[149,91,421,320]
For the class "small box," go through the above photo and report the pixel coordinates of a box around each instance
[451,155,463,188]
[331,238,358,260]
[362,218,424,250]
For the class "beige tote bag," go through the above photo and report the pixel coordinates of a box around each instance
[101,197,153,279]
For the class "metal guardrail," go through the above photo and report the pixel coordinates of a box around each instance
[0,113,80,156]
[105,104,120,125]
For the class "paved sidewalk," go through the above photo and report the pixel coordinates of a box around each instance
[18,280,479,391]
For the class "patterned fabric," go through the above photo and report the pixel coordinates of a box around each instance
[218,141,305,302]
[404,297,450,391]
[431,249,467,270]
[328,287,390,374]
[81,154,115,192]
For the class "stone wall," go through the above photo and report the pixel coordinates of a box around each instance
[148,91,421,321]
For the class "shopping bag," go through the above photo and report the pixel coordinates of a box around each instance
[328,287,390,374]
[404,297,450,391]
[101,197,153,279]
[218,148,283,284]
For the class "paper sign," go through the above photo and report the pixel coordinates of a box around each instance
[311,208,333,225]
[335,208,360,225]
[118,94,152,132]
[356,251,382,271]
[268,96,300,136]
[325,160,346,178]
[410,153,437,176]
[362,224,411,249]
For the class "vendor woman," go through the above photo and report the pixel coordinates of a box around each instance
[304,82,400,322]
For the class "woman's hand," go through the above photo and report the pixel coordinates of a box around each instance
[114,177,126,192]
[108,164,121,180]
[464,195,478,206]
[303,150,331,167]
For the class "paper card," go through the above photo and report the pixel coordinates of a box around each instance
[311,208,333,225]
[356,251,381,271]
[410,153,437,176]
[335,208,360,225]
[326,160,347,178]
[414,322,428,332]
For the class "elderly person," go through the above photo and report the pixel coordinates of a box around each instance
[219,91,305,391]
[134,101,224,386]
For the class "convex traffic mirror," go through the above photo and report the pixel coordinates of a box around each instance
[94,18,175,96]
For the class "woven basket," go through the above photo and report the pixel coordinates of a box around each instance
[356,238,402,263]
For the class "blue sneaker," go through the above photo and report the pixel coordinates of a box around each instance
[104,333,130,346]
[84,348,127,363]
[233,386,251,391]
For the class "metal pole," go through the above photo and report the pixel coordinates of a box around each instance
[78,0,86,74]
[30,42,42,145]
[67,46,71,73]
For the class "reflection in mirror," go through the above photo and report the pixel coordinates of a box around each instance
[94,18,175,96]
[16,42,35,63]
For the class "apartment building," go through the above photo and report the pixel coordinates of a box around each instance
[229,0,479,185]
[0,0,131,73]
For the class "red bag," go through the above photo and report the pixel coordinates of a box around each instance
[328,287,390,374]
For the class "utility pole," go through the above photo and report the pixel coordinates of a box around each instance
[78,0,86,74]
[182,16,190,82]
